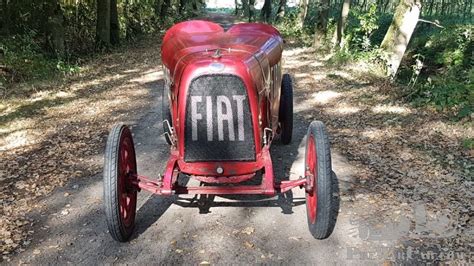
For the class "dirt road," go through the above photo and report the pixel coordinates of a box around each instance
[8,14,471,265]
[10,63,365,265]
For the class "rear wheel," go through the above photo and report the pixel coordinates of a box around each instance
[103,124,138,242]
[279,73,293,144]
[305,121,337,239]
[162,85,173,145]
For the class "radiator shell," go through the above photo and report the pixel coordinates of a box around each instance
[184,74,256,162]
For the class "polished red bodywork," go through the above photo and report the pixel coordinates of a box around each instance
[134,20,306,196]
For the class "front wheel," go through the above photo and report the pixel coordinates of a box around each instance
[305,121,338,239]
[103,124,138,242]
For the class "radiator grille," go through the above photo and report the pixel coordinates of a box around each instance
[184,74,255,162]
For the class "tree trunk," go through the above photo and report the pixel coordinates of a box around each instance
[427,0,434,16]
[260,0,271,22]
[314,0,330,48]
[248,0,255,22]
[380,0,421,78]
[241,0,249,16]
[96,0,111,47]
[43,0,65,57]
[234,0,241,15]
[276,0,286,21]
[110,0,119,45]
[383,0,390,12]
[335,0,351,49]
[298,0,309,27]
[376,0,382,12]
[469,0,473,21]
[440,0,446,15]
[463,0,470,20]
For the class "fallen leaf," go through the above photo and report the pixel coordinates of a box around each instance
[244,241,254,249]
[241,226,254,235]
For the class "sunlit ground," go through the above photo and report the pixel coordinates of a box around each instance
[0,35,165,256]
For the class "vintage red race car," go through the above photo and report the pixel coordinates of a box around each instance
[103,20,338,242]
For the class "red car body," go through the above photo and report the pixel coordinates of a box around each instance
[103,19,337,242]
[158,20,288,191]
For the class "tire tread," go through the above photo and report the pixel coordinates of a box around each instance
[103,124,136,242]
[306,121,337,239]
[279,74,293,145]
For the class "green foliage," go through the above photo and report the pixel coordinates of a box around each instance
[345,4,380,51]
[328,47,386,76]
[275,8,313,45]
[326,5,388,71]
[463,138,474,149]
[62,2,97,55]
[312,1,473,120]
[0,31,79,86]
[125,2,158,38]
[276,8,303,36]
[56,60,80,75]
[403,25,473,118]
[1,0,201,88]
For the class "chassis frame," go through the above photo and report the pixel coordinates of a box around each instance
[132,145,311,196]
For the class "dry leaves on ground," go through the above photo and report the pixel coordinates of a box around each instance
[0,36,163,257]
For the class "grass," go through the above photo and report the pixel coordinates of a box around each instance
[463,138,474,149]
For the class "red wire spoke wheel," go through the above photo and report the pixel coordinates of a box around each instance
[305,121,338,239]
[103,124,138,242]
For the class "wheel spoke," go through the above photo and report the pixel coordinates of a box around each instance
[105,125,138,241]
[306,134,318,224]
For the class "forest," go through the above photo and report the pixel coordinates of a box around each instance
[1,0,472,118]
[0,0,472,263]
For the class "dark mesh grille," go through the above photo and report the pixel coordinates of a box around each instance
[184,74,255,162]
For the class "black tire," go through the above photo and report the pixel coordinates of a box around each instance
[305,121,338,239]
[162,85,173,145]
[103,124,138,242]
[279,73,293,144]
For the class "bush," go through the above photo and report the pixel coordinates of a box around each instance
[344,4,381,51]
[62,2,97,55]
[403,25,473,118]
[0,31,79,90]
[276,8,313,45]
